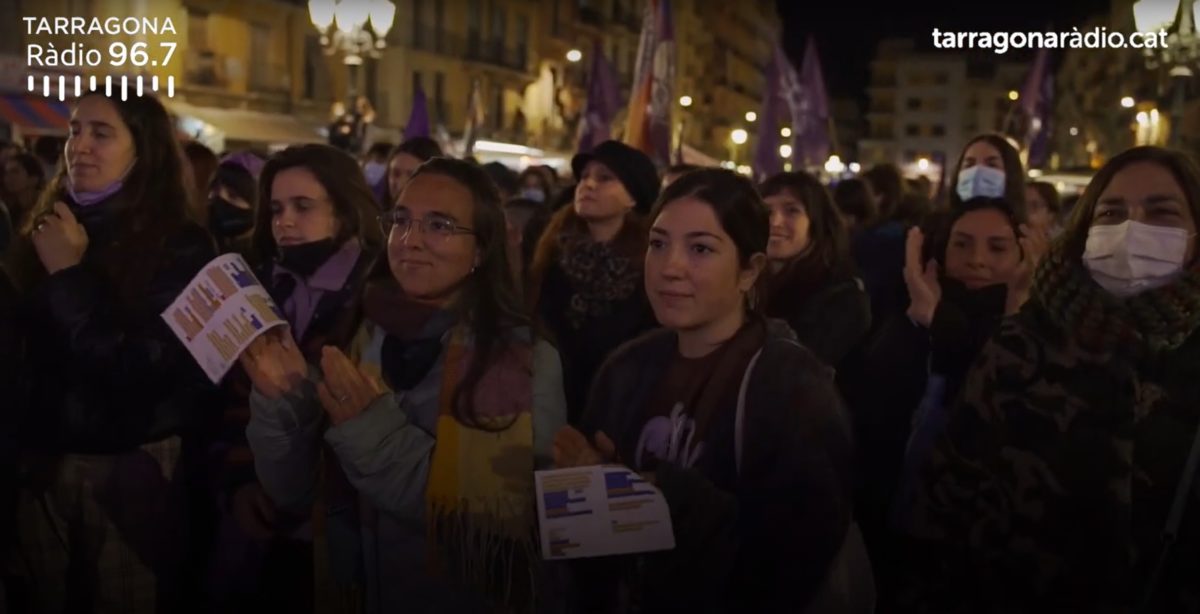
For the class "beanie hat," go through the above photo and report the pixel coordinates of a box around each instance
[571,140,660,214]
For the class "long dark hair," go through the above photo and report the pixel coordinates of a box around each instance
[1061,146,1200,261]
[8,92,195,302]
[948,133,1027,216]
[652,168,770,313]
[408,157,530,431]
[251,144,385,264]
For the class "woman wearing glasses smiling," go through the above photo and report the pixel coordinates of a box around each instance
[241,157,566,613]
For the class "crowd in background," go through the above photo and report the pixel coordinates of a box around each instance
[0,90,1198,614]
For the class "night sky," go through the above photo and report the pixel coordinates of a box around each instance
[776,0,1109,103]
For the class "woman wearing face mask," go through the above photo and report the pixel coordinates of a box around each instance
[529,140,660,423]
[242,157,567,613]
[556,169,870,613]
[759,171,871,367]
[206,151,264,260]
[518,165,555,204]
[854,197,1045,608]
[207,144,383,612]
[381,137,443,211]
[948,133,1026,212]
[4,92,220,612]
[907,146,1200,612]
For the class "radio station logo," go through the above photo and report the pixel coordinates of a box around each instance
[23,16,178,99]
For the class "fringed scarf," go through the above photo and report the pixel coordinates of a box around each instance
[348,289,539,611]
[1032,242,1200,354]
[425,328,538,611]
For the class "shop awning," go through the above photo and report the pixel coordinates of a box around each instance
[168,100,326,148]
[0,94,70,135]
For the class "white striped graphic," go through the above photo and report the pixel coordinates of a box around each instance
[23,73,178,99]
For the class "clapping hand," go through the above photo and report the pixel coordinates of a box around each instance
[1007,223,1049,315]
[316,347,385,426]
[240,328,307,400]
[903,226,941,327]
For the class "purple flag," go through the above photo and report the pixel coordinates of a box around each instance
[1020,48,1053,168]
[753,44,788,182]
[623,0,675,167]
[789,38,831,168]
[405,85,431,139]
[578,41,621,153]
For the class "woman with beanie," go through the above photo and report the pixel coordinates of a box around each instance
[908,146,1200,612]
[529,140,660,423]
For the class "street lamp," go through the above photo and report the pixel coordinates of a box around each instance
[1133,0,1200,147]
[780,126,792,138]
[729,128,748,164]
[679,95,693,108]
[310,0,394,152]
[745,111,757,122]
[779,144,793,158]
[567,49,583,63]
[309,0,394,63]
[1121,96,1137,108]
[1008,90,1019,101]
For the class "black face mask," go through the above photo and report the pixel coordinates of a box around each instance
[208,197,254,239]
[940,276,1009,320]
[277,237,340,278]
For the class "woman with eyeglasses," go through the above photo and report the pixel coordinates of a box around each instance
[241,157,567,613]
[208,144,384,612]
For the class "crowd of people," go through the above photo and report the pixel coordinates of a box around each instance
[0,90,1199,614]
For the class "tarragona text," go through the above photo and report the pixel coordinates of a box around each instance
[932,28,1168,54]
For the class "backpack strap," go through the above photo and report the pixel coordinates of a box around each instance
[734,348,765,478]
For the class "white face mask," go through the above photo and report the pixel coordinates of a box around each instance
[956,165,1007,201]
[1083,220,1193,298]
[362,161,387,187]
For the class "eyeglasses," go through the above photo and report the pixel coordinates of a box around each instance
[380,210,476,240]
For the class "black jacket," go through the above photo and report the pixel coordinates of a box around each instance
[767,271,872,368]
[18,218,220,454]
[576,320,856,613]
[536,260,657,424]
